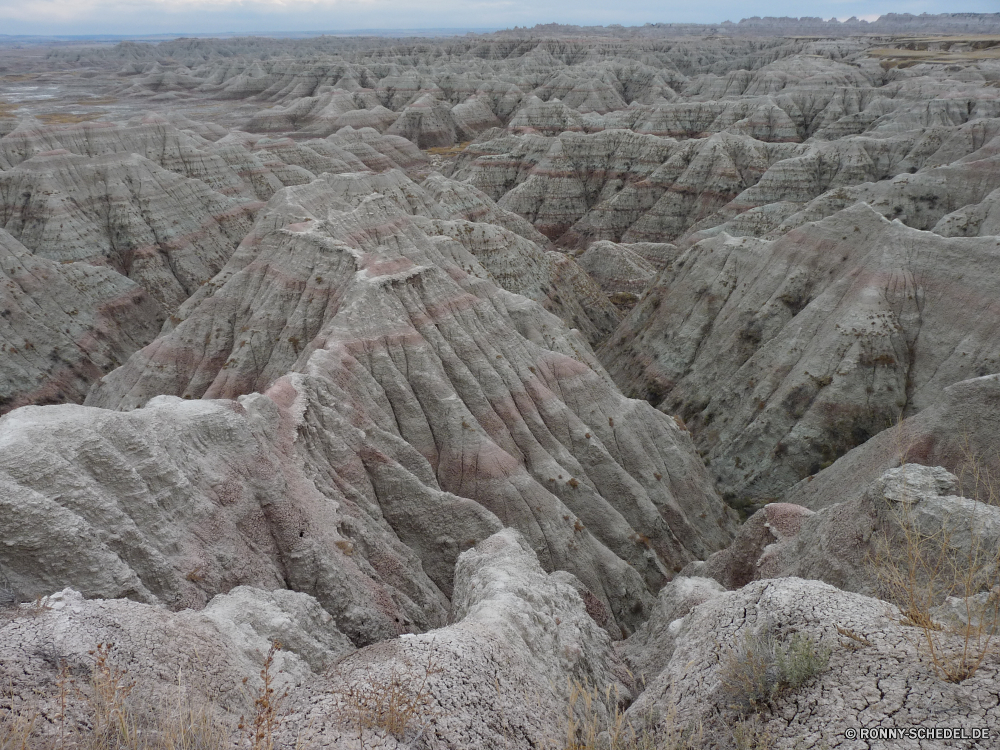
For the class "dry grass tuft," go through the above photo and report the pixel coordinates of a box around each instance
[869,433,1000,682]
[157,682,232,750]
[729,716,776,750]
[2,642,234,750]
[562,680,700,750]
[36,113,103,125]
[331,648,441,748]
[82,643,140,749]
[424,141,471,156]
[874,487,1000,681]
[835,625,871,650]
[0,696,38,750]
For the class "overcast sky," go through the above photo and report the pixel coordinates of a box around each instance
[0,0,995,37]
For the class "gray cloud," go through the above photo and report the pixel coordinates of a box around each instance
[0,0,993,36]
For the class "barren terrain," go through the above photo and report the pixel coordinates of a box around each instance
[2,16,1000,749]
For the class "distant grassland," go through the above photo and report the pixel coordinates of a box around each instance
[425,141,472,156]
[869,35,1000,67]
[37,112,103,124]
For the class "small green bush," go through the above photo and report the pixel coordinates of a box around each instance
[719,629,780,714]
[719,624,831,715]
[776,633,831,691]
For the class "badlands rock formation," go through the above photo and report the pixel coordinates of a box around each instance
[603,204,1000,506]
[627,575,1000,750]
[3,19,1000,749]
[0,228,162,411]
[3,160,737,632]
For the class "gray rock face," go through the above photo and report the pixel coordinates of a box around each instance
[1,528,624,749]
[453,128,795,247]
[0,118,427,411]
[4,172,737,640]
[575,240,661,299]
[628,576,1000,749]
[0,229,164,414]
[687,464,1000,617]
[83,168,622,407]
[291,529,629,749]
[0,394,450,645]
[0,148,256,310]
[935,186,1000,237]
[602,203,1000,506]
[680,502,815,590]
[200,585,356,672]
[784,373,1000,511]
[386,94,466,148]
[621,575,724,681]
[420,171,548,243]
[420,217,621,345]
[0,587,324,738]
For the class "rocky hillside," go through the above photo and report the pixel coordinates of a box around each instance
[3,20,1000,749]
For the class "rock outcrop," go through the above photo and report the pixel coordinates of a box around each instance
[0,586,337,740]
[5,173,738,640]
[601,204,1000,506]
[0,229,163,414]
[627,576,999,750]
[574,240,662,303]
[0,118,428,410]
[784,373,1000,510]
[0,148,257,310]
[690,463,1000,595]
[290,528,630,749]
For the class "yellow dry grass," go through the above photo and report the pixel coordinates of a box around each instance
[0,638,236,750]
[872,441,1000,682]
[560,680,700,750]
[75,97,119,106]
[36,112,103,125]
[868,35,1000,66]
[425,141,472,156]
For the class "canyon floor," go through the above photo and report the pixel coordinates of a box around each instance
[2,18,1000,749]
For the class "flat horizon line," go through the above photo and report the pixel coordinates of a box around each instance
[1,28,503,40]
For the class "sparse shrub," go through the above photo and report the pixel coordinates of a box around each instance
[718,628,780,714]
[873,480,1000,682]
[774,633,830,691]
[718,623,830,715]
